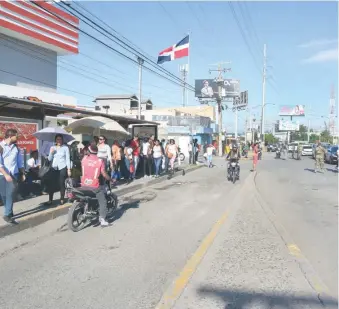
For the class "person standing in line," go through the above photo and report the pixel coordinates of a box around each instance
[0,129,25,223]
[97,135,112,173]
[166,139,178,173]
[314,141,326,173]
[252,142,258,172]
[161,139,168,172]
[188,142,193,165]
[142,137,152,178]
[124,140,133,182]
[47,134,71,206]
[153,140,163,177]
[68,140,82,185]
[111,140,122,175]
[130,135,140,179]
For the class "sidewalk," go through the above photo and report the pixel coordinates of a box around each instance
[156,173,337,309]
[0,162,202,238]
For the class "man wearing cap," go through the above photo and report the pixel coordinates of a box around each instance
[81,144,113,227]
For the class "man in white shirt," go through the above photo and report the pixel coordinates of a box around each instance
[201,80,214,98]
[142,138,152,178]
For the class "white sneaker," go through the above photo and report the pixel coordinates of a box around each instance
[99,218,109,227]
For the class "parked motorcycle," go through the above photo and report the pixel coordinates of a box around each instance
[275,149,281,159]
[228,161,239,184]
[67,184,118,232]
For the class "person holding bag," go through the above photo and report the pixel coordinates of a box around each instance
[46,134,71,206]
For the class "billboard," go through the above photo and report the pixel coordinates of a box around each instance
[195,79,240,99]
[278,120,300,131]
[195,79,218,99]
[279,105,305,116]
[221,79,240,98]
[0,121,38,153]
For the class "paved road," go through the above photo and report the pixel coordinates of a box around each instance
[255,153,338,298]
[0,155,337,309]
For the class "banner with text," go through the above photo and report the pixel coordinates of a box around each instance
[279,105,305,116]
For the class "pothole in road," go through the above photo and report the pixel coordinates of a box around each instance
[120,191,157,204]
[153,181,196,191]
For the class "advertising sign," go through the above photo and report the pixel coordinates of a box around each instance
[221,79,240,98]
[279,105,305,116]
[195,79,218,98]
[195,79,240,99]
[278,120,300,131]
[0,121,38,153]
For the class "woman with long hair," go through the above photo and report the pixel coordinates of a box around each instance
[97,135,112,173]
[47,134,71,205]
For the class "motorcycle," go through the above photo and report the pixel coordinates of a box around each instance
[275,149,281,159]
[228,161,239,184]
[67,184,118,232]
[258,150,262,160]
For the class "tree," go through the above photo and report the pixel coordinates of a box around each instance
[320,129,332,143]
[264,133,278,145]
[291,124,308,141]
[309,134,318,144]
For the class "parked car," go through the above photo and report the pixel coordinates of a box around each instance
[325,146,338,164]
[301,144,313,156]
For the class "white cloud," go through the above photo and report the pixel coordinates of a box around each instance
[302,48,338,63]
[298,39,338,48]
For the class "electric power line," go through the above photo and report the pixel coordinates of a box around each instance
[32,1,195,92]
[56,1,196,91]
[0,68,95,98]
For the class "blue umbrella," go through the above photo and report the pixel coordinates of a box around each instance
[33,127,75,143]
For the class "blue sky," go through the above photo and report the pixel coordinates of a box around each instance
[57,1,338,132]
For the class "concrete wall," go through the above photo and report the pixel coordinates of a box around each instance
[95,98,131,115]
[0,34,57,92]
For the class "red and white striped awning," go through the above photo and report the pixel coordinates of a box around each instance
[0,0,79,55]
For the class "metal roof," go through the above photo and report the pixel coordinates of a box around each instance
[0,96,158,127]
[94,94,138,100]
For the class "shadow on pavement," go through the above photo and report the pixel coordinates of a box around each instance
[326,168,338,173]
[197,286,338,309]
[304,168,315,173]
[13,199,62,220]
[108,200,140,223]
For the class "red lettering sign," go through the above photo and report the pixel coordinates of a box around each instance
[0,121,38,153]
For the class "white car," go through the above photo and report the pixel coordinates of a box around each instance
[301,144,313,156]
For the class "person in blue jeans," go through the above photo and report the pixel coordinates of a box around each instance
[152,140,163,177]
[0,129,25,224]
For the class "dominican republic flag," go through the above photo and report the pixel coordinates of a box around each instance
[157,35,189,64]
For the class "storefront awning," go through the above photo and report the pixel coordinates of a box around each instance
[0,96,158,128]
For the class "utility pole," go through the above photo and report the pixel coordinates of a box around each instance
[260,44,267,144]
[179,64,188,107]
[137,57,144,120]
[209,62,232,156]
[235,108,238,139]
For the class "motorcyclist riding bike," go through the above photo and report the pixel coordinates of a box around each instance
[226,144,241,179]
[81,144,113,227]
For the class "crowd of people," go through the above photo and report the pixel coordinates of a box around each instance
[0,129,193,224]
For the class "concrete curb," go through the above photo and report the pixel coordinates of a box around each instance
[0,165,203,239]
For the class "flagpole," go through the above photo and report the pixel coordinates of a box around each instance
[186,31,190,107]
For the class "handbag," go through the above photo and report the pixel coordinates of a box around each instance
[129,164,135,173]
[38,159,52,180]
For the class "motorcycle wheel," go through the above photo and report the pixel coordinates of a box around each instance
[67,201,87,232]
[179,153,185,161]
[232,171,236,184]
[107,194,118,216]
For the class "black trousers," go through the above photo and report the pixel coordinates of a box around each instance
[143,155,152,176]
[48,167,67,202]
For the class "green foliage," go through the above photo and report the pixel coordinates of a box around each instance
[264,133,278,144]
[320,129,332,143]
